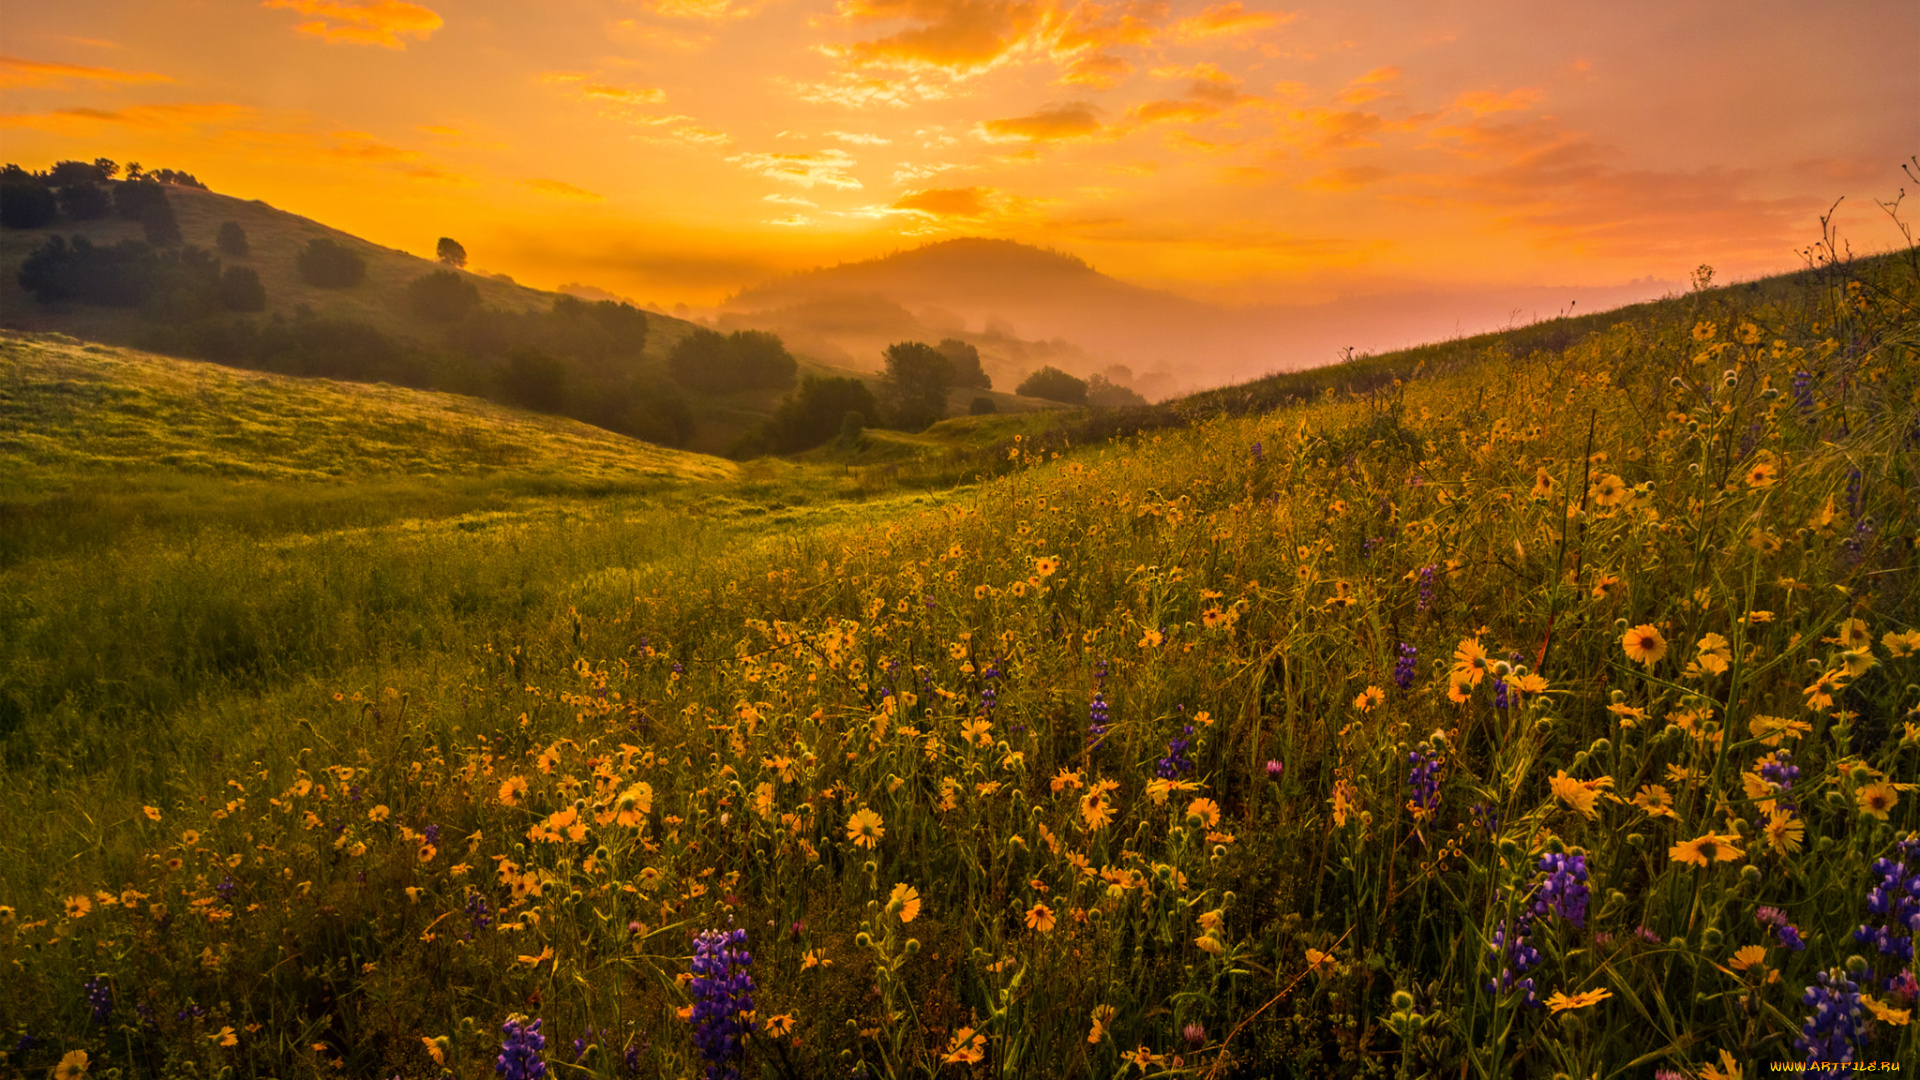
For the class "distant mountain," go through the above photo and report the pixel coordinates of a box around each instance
[718,238,1679,398]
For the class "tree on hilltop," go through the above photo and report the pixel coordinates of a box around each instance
[1016,365,1088,405]
[1,176,57,228]
[437,237,467,268]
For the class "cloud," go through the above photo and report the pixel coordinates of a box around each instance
[728,148,864,189]
[1284,107,1390,152]
[0,102,250,131]
[606,19,713,49]
[0,55,172,88]
[544,73,668,106]
[638,0,766,19]
[1172,2,1292,42]
[523,178,605,200]
[893,185,995,217]
[892,160,957,183]
[828,131,893,145]
[782,72,951,108]
[1448,87,1541,118]
[324,130,418,162]
[764,193,817,205]
[1300,164,1389,191]
[826,0,1047,75]
[1334,65,1400,106]
[1056,52,1133,88]
[768,215,816,226]
[1126,65,1257,129]
[976,101,1101,142]
[261,0,444,48]
[402,164,470,183]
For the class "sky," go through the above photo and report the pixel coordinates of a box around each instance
[3,0,1916,308]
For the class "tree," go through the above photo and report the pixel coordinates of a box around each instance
[436,237,467,268]
[499,346,567,413]
[216,221,249,258]
[969,396,997,415]
[1085,373,1147,408]
[763,375,879,452]
[937,338,991,389]
[1016,365,1088,405]
[406,269,481,322]
[880,341,954,430]
[296,238,366,288]
[115,180,181,245]
[57,182,111,221]
[0,179,57,228]
[667,328,798,393]
[47,160,111,186]
[218,266,267,312]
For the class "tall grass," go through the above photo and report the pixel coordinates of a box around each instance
[2,251,1916,1078]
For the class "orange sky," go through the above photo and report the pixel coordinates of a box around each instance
[3,0,1915,307]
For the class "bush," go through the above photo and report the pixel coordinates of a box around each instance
[498,346,567,413]
[1016,365,1088,405]
[667,328,798,393]
[0,180,57,229]
[938,338,991,389]
[17,236,163,306]
[218,266,267,313]
[216,222,249,258]
[296,238,366,288]
[406,269,481,322]
[114,179,182,246]
[763,375,880,453]
[969,396,997,415]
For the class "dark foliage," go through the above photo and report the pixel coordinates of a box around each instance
[114,179,182,246]
[406,269,481,322]
[1,179,57,229]
[447,295,650,367]
[1016,365,1088,405]
[218,266,267,313]
[498,347,568,413]
[1086,374,1147,408]
[56,182,112,221]
[880,341,954,430]
[295,238,366,288]
[216,221,249,258]
[969,396,997,415]
[436,237,467,268]
[937,338,991,389]
[47,160,114,187]
[141,315,440,388]
[762,375,880,453]
[666,328,798,393]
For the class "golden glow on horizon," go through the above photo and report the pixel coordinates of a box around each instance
[0,0,1914,305]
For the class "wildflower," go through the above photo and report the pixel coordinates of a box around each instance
[83,974,113,1024]
[846,808,885,849]
[1155,725,1195,778]
[54,1051,89,1080]
[1549,771,1609,820]
[1186,797,1221,829]
[213,1025,238,1046]
[1859,783,1899,821]
[1697,1049,1744,1080]
[1529,467,1557,499]
[1486,920,1540,1005]
[1353,685,1385,712]
[1450,638,1489,688]
[1591,474,1626,507]
[1183,1022,1207,1047]
[1746,462,1778,489]
[1406,742,1442,816]
[499,776,529,806]
[143,805,162,821]
[1590,574,1621,600]
[1416,564,1436,612]
[1764,810,1805,856]
[689,928,754,1080]
[1863,996,1911,1025]
[1731,945,1768,972]
[1026,902,1056,932]
[1305,947,1335,975]
[1051,768,1084,793]
[1087,1004,1116,1044]
[1778,924,1807,951]
[1795,968,1866,1064]
[1035,556,1059,577]
[1544,987,1611,1012]
[1621,624,1668,667]
[1804,669,1845,711]
[943,1027,986,1065]
[1265,759,1284,781]
[1079,790,1115,831]
[1124,1047,1166,1068]
[1852,837,1920,967]
[1696,633,1732,675]
[66,895,92,919]
[1670,833,1744,867]
[1532,852,1591,928]
[497,1016,549,1080]
[889,883,921,924]
[1393,644,1417,690]
[1692,320,1717,341]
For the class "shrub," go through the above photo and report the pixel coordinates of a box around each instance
[667,328,798,393]
[216,221,249,258]
[498,346,567,413]
[406,269,481,322]
[296,238,366,288]
[56,182,111,221]
[1016,365,1088,405]
[218,266,267,313]
[938,338,991,389]
[969,396,997,415]
[0,179,57,229]
[880,341,953,430]
[113,179,181,245]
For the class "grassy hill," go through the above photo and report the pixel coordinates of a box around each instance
[1,241,1916,1077]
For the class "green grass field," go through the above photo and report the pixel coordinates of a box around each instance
[1,247,1916,1078]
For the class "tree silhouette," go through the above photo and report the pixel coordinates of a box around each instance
[296,238,366,288]
[1016,365,1087,405]
[499,346,567,413]
[216,222,249,258]
[880,341,954,430]
[936,338,991,389]
[57,182,111,221]
[219,266,267,312]
[1,178,57,228]
[406,269,480,322]
[436,237,467,268]
[763,375,879,452]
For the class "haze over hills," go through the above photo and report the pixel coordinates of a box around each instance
[717,238,1680,399]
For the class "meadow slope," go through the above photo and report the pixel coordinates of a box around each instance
[1,252,1916,1078]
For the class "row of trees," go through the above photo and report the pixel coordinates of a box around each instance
[17,236,264,316]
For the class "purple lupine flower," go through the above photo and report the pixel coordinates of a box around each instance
[1156,723,1196,779]
[1791,370,1815,414]
[1250,441,1263,462]
[1406,741,1441,815]
[1532,852,1591,929]
[1778,924,1807,952]
[84,975,113,1025]
[1486,917,1541,1006]
[1852,839,1920,974]
[1470,802,1502,835]
[1759,751,1801,812]
[978,658,1002,716]
[1393,644,1417,691]
[1087,658,1111,748]
[1416,565,1436,613]
[1795,969,1865,1066]
[497,1016,548,1080]
[690,928,755,1080]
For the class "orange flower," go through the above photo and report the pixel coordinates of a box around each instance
[1026,902,1057,932]
[1450,638,1490,687]
[1352,685,1385,712]
[1669,833,1744,867]
[1621,624,1668,667]
[1186,797,1221,828]
[66,895,93,919]
[846,807,885,848]
[943,1027,986,1064]
[1545,988,1612,1013]
[1549,771,1611,819]
[890,883,921,923]
[498,776,528,806]
[1859,782,1899,821]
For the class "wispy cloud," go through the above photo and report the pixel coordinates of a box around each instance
[1171,2,1292,42]
[0,102,250,131]
[261,0,444,48]
[976,101,1101,142]
[893,185,995,217]
[728,148,864,189]
[0,55,172,88]
[523,178,605,200]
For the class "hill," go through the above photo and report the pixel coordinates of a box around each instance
[719,237,1677,397]
[2,237,1916,1075]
